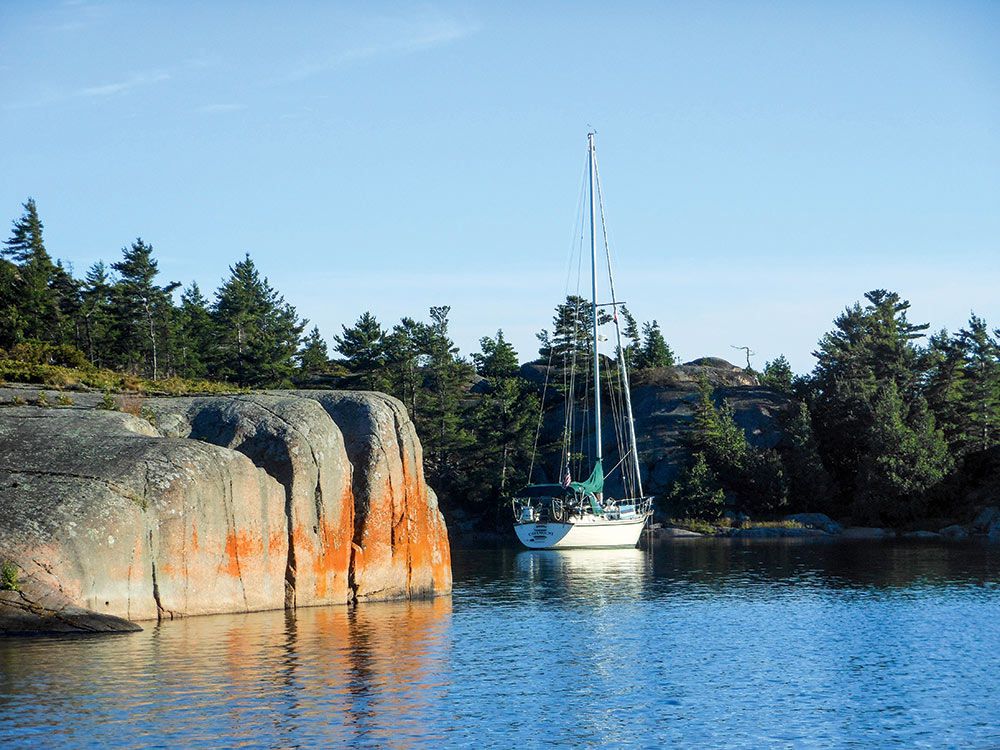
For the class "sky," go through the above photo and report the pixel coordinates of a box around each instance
[1,1,998,373]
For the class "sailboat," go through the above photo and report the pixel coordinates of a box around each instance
[512,133,653,549]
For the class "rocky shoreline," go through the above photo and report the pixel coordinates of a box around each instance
[651,509,1000,541]
[0,386,451,634]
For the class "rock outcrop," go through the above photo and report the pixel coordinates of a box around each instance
[526,358,791,496]
[785,513,843,535]
[0,390,451,634]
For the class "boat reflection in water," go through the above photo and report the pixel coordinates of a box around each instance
[515,547,652,603]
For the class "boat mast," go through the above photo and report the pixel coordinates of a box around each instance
[588,132,602,471]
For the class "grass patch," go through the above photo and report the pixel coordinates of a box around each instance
[735,519,805,530]
[667,517,720,535]
[0,359,245,396]
[666,517,806,534]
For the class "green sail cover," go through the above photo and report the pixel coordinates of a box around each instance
[570,460,603,496]
[515,460,604,502]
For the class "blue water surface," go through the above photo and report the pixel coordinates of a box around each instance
[1,539,998,748]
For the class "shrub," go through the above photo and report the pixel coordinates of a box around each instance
[98,391,117,410]
[668,452,726,521]
[10,340,88,368]
[116,393,144,417]
[1,561,19,592]
[56,393,74,406]
[0,358,246,397]
[35,391,51,407]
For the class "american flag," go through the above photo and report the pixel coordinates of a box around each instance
[561,466,572,488]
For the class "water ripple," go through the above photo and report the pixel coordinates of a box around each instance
[1,540,998,748]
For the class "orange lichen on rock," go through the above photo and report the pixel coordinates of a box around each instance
[220,529,263,578]
[0,390,451,634]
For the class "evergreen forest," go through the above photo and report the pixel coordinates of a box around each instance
[2,199,998,530]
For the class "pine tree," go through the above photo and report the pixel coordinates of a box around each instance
[49,260,82,348]
[619,305,641,370]
[0,257,22,349]
[780,401,834,511]
[110,238,179,379]
[668,452,725,520]
[468,330,539,502]
[3,198,46,264]
[690,377,748,471]
[298,325,329,375]
[854,383,952,522]
[537,294,611,366]
[79,262,114,365]
[334,312,387,390]
[211,254,304,387]
[415,306,474,491]
[687,376,788,514]
[760,355,793,392]
[923,329,966,453]
[3,199,61,342]
[384,317,425,418]
[472,329,520,377]
[635,320,675,369]
[955,315,1000,454]
[810,290,930,499]
[175,283,215,379]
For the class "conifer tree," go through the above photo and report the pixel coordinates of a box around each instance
[334,312,387,390]
[690,377,748,470]
[406,306,474,498]
[760,355,793,392]
[298,325,329,375]
[468,330,539,501]
[619,305,641,370]
[0,257,22,349]
[49,260,82,347]
[780,401,834,511]
[923,329,967,453]
[212,254,304,387]
[854,383,952,522]
[686,376,788,514]
[384,316,426,418]
[3,199,60,342]
[955,315,1000,454]
[636,320,675,369]
[110,238,179,379]
[175,283,215,378]
[79,262,114,365]
[668,452,725,520]
[810,290,930,500]
[537,294,610,367]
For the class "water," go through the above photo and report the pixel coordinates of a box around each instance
[1,540,999,749]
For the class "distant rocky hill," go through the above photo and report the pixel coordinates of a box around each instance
[525,358,793,497]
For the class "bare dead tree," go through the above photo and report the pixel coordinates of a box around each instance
[731,345,755,371]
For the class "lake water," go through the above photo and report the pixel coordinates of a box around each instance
[1,539,999,749]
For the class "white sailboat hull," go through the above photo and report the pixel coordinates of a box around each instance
[514,514,648,549]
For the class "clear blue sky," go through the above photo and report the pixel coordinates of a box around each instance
[2,1,998,372]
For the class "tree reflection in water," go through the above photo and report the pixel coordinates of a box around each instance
[0,541,998,748]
